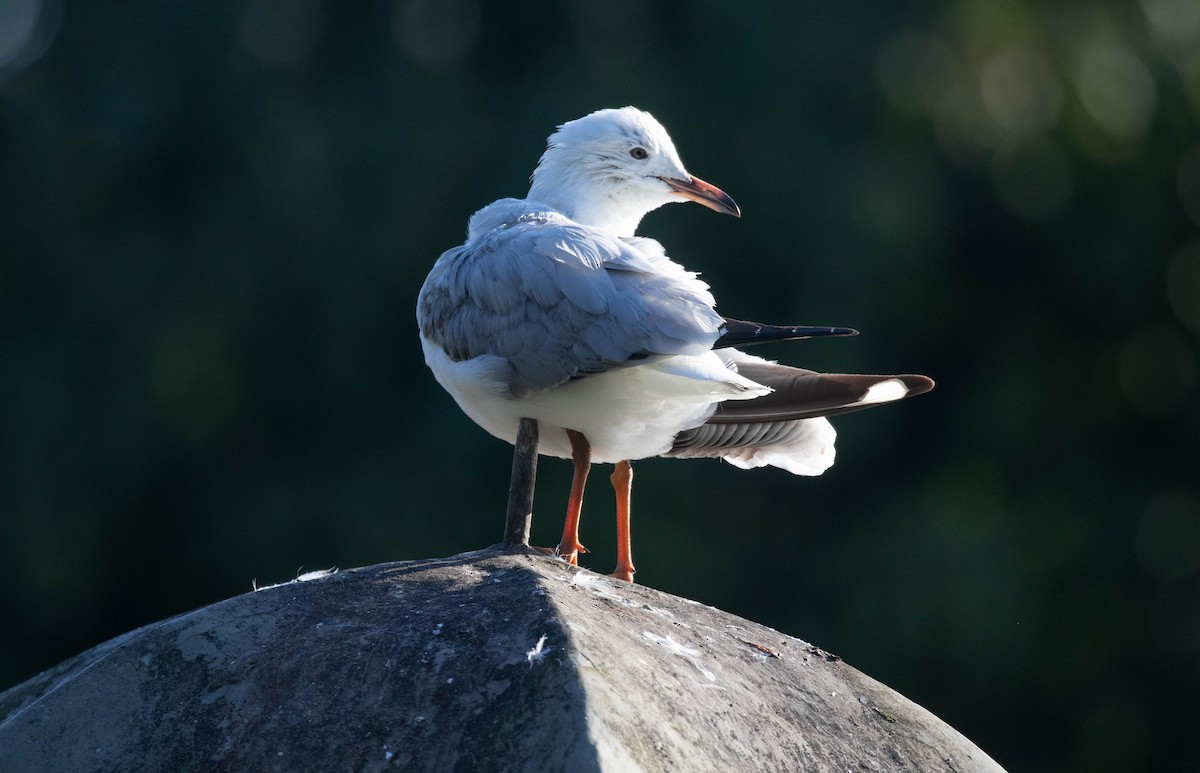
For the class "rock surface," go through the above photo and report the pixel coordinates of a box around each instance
[0,549,1005,772]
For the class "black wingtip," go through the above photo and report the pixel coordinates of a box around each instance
[900,374,936,397]
[715,317,859,349]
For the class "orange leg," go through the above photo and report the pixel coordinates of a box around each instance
[554,429,591,564]
[610,460,636,582]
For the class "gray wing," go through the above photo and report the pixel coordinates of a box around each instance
[417,209,724,396]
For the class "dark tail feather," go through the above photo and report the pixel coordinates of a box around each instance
[707,367,934,424]
[715,317,858,350]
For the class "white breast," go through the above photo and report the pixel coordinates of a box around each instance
[421,335,770,464]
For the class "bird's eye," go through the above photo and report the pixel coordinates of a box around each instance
[629,147,649,160]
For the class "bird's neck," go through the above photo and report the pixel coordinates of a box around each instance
[528,170,659,237]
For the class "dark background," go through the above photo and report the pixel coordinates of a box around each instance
[3,1,1199,770]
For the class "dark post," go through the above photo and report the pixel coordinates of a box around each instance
[503,417,539,549]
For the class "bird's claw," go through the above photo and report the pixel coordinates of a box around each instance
[555,542,588,566]
[609,565,635,583]
[532,543,589,566]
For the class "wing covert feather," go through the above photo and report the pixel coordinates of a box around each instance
[417,207,723,396]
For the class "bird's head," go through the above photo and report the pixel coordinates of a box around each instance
[527,107,739,236]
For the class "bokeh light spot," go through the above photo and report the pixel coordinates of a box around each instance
[1077,42,1157,140]
[980,47,1062,137]
[1139,0,1200,55]
[0,0,39,68]
[1117,323,1197,417]
[931,91,1006,172]
[0,0,59,75]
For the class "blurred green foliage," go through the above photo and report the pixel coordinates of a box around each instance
[3,1,1199,770]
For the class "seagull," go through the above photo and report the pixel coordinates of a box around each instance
[417,107,933,582]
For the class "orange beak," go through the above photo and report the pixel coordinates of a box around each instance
[659,175,741,217]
